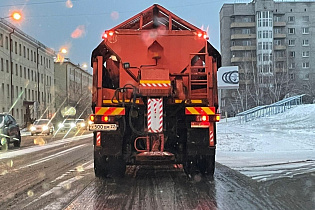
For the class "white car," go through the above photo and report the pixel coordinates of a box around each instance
[58,119,77,132]
[30,119,54,135]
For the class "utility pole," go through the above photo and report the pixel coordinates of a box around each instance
[9,28,15,115]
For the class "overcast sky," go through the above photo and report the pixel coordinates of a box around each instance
[0,0,244,72]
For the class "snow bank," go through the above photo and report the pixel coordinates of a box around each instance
[216,104,315,178]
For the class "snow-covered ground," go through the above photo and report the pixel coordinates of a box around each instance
[216,104,315,181]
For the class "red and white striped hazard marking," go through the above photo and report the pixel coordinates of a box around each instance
[147,98,163,133]
[209,131,214,146]
[140,83,170,88]
[96,132,101,146]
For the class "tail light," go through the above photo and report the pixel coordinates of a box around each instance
[102,115,109,122]
[101,115,115,123]
[209,114,220,122]
[196,114,220,122]
[90,114,95,122]
[196,115,209,122]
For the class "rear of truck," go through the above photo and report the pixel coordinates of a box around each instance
[90,4,221,178]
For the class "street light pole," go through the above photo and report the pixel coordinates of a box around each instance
[9,28,15,115]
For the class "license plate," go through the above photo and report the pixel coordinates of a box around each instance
[89,124,117,131]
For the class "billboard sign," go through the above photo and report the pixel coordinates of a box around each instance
[217,66,239,89]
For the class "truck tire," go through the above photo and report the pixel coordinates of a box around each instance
[197,155,215,177]
[107,156,126,178]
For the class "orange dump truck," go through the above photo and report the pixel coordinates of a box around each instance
[90,4,221,177]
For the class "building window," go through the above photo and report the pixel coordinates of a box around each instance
[288,39,295,46]
[34,52,36,63]
[6,60,9,73]
[5,36,8,49]
[19,44,21,55]
[20,66,22,77]
[302,51,310,57]
[274,16,281,22]
[27,48,29,60]
[288,16,295,22]
[289,63,295,69]
[23,46,26,58]
[302,27,309,34]
[15,41,17,54]
[15,64,18,76]
[274,28,281,34]
[242,28,250,34]
[274,40,281,46]
[304,73,309,80]
[28,68,30,79]
[289,51,295,57]
[7,84,9,98]
[302,62,309,68]
[302,16,309,22]
[24,67,26,79]
[1,58,3,71]
[302,39,309,46]
[31,50,33,61]
[0,33,3,47]
[242,40,251,46]
[288,28,295,34]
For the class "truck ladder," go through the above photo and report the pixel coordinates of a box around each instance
[188,52,209,100]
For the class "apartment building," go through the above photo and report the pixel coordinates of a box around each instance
[220,0,315,115]
[0,19,55,126]
[54,60,92,121]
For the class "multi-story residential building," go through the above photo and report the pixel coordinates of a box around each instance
[54,60,92,121]
[220,0,315,115]
[0,18,55,126]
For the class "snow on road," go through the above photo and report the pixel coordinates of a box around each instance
[216,104,315,181]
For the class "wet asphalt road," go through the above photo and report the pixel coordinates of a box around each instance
[0,133,314,210]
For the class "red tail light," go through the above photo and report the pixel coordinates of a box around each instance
[102,115,109,122]
[90,114,95,122]
[196,115,209,122]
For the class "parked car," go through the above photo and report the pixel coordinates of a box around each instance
[58,119,77,132]
[0,113,21,149]
[30,119,54,135]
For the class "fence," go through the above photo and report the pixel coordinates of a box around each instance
[236,94,305,123]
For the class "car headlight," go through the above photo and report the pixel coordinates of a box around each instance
[88,120,93,125]
[30,126,36,131]
[80,123,86,127]
[70,123,76,128]
[42,125,48,131]
[58,123,64,128]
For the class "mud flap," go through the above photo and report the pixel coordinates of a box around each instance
[94,131,123,156]
[186,128,215,156]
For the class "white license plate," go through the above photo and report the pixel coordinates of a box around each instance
[89,124,117,131]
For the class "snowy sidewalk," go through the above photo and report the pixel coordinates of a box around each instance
[216,104,315,181]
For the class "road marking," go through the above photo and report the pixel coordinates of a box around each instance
[0,133,92,160]
[18,144,88,169]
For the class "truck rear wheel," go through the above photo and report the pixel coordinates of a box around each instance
[197,155,215,177]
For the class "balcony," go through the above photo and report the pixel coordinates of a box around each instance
[231,34,256,40]
[273,34,286,39]
[274,45,286,50]
[231,46,256,51]
[231,57,256,63]
[275,57,286,62]
[273,22,286,27]
[275,67,288,73]
[230,22,255,28]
